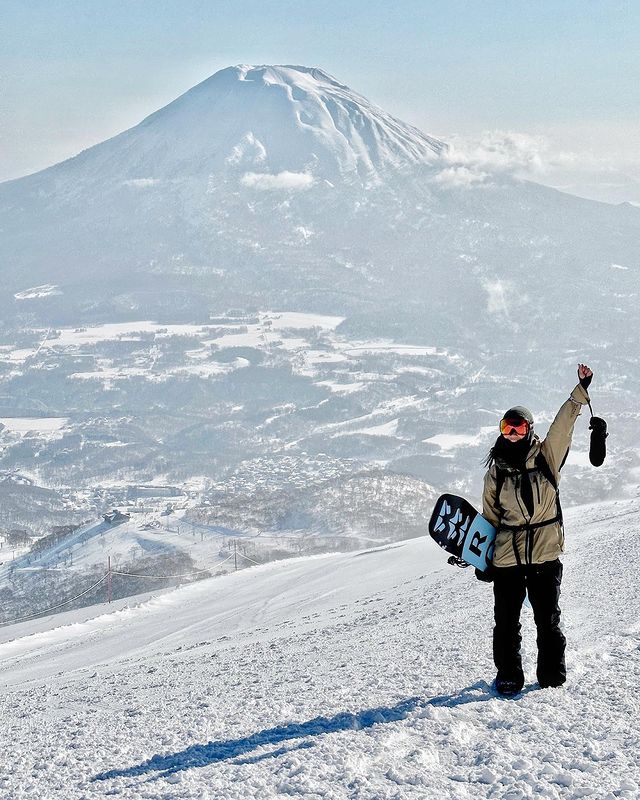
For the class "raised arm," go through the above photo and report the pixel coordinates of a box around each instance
[541,364,592,476]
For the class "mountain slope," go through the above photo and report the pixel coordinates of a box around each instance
[1,63,638,346]
[9,65,446,189]
[1,498,639,798]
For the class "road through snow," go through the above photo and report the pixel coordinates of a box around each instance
[0,499,639,798]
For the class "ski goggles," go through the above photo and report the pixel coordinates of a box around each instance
[499,418,530,436]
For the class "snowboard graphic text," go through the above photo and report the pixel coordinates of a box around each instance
[429,494,496,571]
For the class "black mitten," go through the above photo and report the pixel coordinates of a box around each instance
[589,416,608,467]
[475,567,494,583]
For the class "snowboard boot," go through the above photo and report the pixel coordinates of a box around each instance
[494,678,523,697]
[538,679,565,689]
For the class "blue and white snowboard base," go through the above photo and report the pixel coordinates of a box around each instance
[429,494,496,572]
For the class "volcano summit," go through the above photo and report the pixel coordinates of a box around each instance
[112,64,448,182]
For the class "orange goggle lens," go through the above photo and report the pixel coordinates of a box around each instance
[500,418,530,436]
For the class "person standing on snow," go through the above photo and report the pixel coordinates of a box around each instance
[481,364,593,696]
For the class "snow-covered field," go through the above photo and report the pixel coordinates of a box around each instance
[1,498,638,799]
[3,312,346,362]
[0,313,458,392]
[0,417,68,435]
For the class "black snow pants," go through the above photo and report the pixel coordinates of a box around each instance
[492,559,566,690]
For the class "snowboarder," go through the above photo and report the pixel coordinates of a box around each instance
[481,364,593,696]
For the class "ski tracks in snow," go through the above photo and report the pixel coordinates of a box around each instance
[0,501,639,798]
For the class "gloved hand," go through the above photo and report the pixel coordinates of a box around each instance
[475,567,494,583]
[578,363,593,390]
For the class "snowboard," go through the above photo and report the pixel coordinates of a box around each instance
[428,494,496,572]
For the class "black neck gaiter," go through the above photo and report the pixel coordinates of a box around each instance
[491,434,531,471]
[489,435,535,517]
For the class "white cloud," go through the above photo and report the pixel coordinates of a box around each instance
[436,126,640,203]
[123,178,160,188]
[484,280,510,314]
[433,166,488,188]
[428,131,547,189]
[241,171,314,191]
[444,131,546,177]
[295,226,315,240]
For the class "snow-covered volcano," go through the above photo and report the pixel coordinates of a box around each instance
[0,63,451,307]
[1,61,638,335]
[20,64,447,189]
[116,64,446,181]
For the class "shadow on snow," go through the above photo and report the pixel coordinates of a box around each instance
[94,682,524,781]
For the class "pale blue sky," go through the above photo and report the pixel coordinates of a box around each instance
[1,0,638,201]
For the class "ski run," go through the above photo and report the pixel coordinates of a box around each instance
[0,498,639,800]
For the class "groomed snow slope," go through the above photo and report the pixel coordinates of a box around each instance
[1,499,639,799]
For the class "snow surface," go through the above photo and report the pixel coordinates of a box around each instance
[1,499,639,798]
[0,417,68,434]
[13,284,62,300]
[12,312,343,354]
[334,418,402,438]
[423,428,496,452]
[1,513,260,579]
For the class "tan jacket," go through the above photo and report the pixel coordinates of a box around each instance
[483,384,589,568]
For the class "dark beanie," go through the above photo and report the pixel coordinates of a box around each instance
[503,406,534,425]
